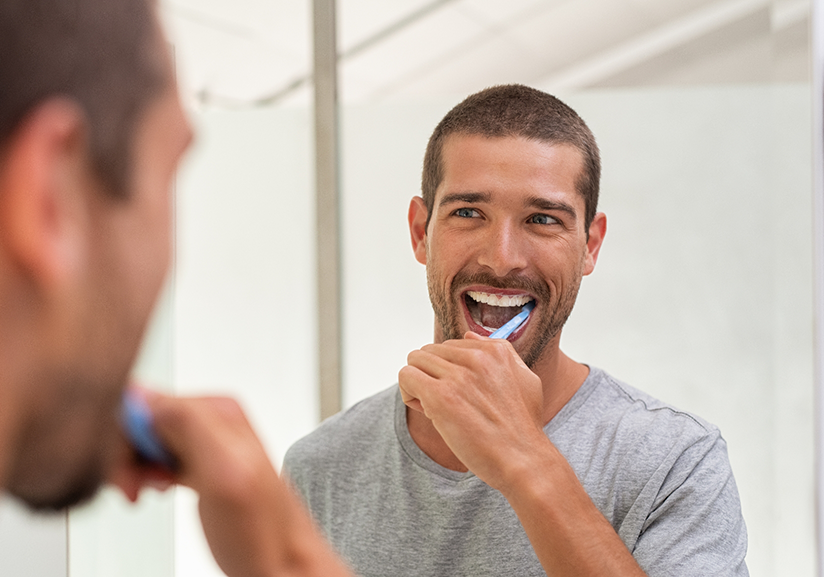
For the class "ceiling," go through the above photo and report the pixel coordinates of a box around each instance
[159,0,811,107]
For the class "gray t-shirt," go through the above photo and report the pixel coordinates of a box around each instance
[284,367,748,576]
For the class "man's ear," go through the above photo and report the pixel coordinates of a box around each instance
[0,99,91,288]
[408,196,428,265]
[582,212,607,276]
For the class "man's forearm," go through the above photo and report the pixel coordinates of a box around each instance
[500,437,647,577]
[273,488,355,577]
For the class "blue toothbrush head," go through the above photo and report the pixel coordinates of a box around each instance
[121,390,177,470]
[488,301,535,340]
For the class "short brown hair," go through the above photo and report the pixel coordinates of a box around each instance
[0,0,168,197]
[422,84,600,231]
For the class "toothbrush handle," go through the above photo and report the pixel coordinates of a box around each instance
[121,390,177,470]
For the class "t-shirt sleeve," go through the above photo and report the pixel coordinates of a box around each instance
[631,431,749,577]
[282,443,315,513]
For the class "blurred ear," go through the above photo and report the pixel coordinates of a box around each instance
[0,99,91,289]
[583,212,607,276]
[408,196,428,265]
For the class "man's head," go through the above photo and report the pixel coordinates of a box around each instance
[421,85,601,234]
[409,86,606,368]
[0,0,191,510]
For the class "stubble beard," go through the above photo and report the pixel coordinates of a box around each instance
[9,452,106,512]
[7,276,136,512]
[427,265,583,369]
[5,372,118,512]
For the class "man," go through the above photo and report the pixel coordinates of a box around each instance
[284,85,749,576]
[0,1,353,575]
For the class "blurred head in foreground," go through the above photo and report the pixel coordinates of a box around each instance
[0,0,191,510]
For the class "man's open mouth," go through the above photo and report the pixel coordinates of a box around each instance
[464,290,535,333]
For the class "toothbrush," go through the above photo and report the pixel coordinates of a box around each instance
[488,301,535,340]
[121,390,177,470]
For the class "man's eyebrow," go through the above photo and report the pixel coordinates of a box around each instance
[526,196,578,221]
[437,191,491,207]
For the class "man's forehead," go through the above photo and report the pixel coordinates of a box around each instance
[435,134,586,208]
[440,133,583,161]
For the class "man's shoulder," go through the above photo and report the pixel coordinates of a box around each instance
[578,369,747,575]
[561,368,738,531]
[283,384,397,474]
[563,367,726,473]
[583,367,718,439]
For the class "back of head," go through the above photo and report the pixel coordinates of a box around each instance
[422,84,600,229]
[0,0,167,197]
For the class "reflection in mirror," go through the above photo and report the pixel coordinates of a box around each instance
[338,2,813,576]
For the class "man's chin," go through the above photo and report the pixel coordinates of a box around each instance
[10,471,104,513]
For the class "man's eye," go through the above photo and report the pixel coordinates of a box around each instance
[454,208,479,218]
[529,214,558,225]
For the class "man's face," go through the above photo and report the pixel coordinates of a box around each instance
[413,134,602,368]
[5,80,192,511]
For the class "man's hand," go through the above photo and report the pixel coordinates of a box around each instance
[399,336,647,577]
[398,331,549,491]
[110,392,353,577]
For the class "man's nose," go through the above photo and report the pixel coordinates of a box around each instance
[476,222,528,277]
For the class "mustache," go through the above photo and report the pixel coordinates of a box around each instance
[450,270,551,299]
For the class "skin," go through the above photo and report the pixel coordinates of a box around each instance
[113,392,350,577]
[399,134,647,576]
[0,18,353,577]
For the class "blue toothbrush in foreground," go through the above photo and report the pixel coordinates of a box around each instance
[489,301,535,340]
[121,390,177,470]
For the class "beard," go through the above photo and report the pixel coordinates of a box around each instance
[3,203,164,512]
[427,265,583,369]
[8,454,105,512]
[5,370,124,512]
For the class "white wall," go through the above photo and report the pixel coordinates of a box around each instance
[340,103,444,405]
[171,105,317,577]
[0,499,66,576]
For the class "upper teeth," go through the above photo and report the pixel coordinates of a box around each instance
[467,291,533,307]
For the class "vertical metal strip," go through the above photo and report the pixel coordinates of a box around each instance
[313,0,342,420]
[813,1,824,575]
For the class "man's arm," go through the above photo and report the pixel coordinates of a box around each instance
[398,333,647,577]
[496,435,648,576]
[112,393,354,577]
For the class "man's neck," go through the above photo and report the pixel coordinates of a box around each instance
[406,337,589,473]
[531,345,590,426]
